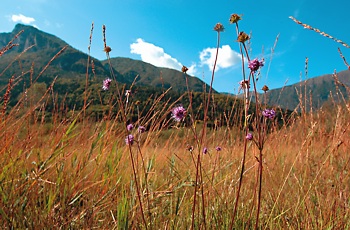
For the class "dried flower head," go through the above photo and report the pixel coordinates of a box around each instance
[186,145,194,152]
[237,31,250,43]
[214,23,224,32]
[248,58,264,72]
[171,105,187,122]
[246,133,253,141]
[229,14,242,24]
[102,78,112,91]
[125,90,131,97]
[138,126,146,133]
[239,80,250,89]
[182,65,189,73]
[262,109,276,119]
[125,134,134,145]
[127,124,133,131]
[262,85,269,92]
[104,46,112,53]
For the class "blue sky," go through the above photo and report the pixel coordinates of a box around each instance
[2,0,350,93]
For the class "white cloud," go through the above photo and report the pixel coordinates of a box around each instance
[199,45,242,72]
[11,14,36,24]
[130,38,196,75]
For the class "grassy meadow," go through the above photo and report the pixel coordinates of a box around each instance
[1,14,350,229]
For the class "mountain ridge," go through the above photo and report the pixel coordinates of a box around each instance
[0,23,211,93]
[0,23,349,110]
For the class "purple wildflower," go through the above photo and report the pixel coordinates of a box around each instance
[138,126,146,133]
[246,133,253,140]
[171,105,187,122]
[203,147,208,154]
[125,134,134,145]
[102,78,112,91]
[215,146,222,151]
[262,109,276,119]
[127,124,133,131]
[248,58,264,72]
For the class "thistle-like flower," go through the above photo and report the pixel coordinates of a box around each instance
[262,109,276,119]
[138,126,146,133]
[127,124,133,131]
[171,105,187,122]
[248,58,264,72]
[237,31,249,43]
[246,133,253,140]
[203,147,208,154]
[229,14,242,24]
[215,146,222,151]
[125,134,134,145]
[214,23,224,32]
[102,78,112,91]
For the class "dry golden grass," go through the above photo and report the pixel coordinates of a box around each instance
[1,98,349,229]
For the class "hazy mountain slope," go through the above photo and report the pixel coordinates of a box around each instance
[265,69,350,110]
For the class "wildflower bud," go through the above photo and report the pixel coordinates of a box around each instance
[229,14,242,24]
[182,65,189,73]
[237,31,249,43]
[203,147,208,154]
[262,85,269,92]
[239,80,250,89]
[186,145,194,152]
[125,90,131,97]
[215,146,222,151]
[214,23,224,32]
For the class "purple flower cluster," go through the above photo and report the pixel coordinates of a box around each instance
[246,133,253,140]
[127,124,134,131]
[125,134,134,145]
[102,78,112,91]
[138,126,146,133]
[262,109,276,119]
[248,58,264,72]
[124,124,146,146]
[171,105,187,122]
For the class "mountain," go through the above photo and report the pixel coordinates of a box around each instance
[1,24,348,113]
[0,24,113,80]
[102,57,210,92]
[263,69,350,110]
[0,24,211,94]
